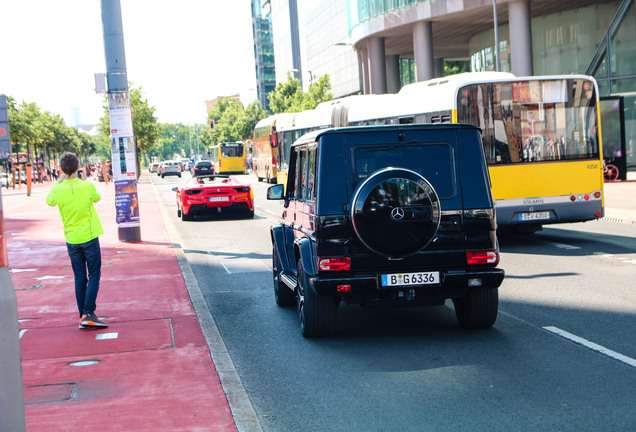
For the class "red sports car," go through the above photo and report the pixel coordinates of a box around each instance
[173,175,254,220]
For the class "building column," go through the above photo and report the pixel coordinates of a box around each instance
[367,37,387,94]
[413,21,434,82]
[359,49,370,94]
[508,0,533,76]
[386,55,401,93]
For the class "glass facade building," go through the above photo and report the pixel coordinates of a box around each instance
[251,0,277,113]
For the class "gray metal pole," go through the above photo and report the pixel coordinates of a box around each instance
[101,0,141,242]
[493,0,501,72]
[0,95,26,432]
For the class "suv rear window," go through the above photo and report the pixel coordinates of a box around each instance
[352,142,456,199]
[196,162,212,168]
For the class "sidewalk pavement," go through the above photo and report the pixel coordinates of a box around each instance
[4,169,636,432]
[5,172,237,432]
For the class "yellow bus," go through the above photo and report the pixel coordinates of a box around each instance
[209,141,246,174]
[257,72,604,232]
[253,115,281,183]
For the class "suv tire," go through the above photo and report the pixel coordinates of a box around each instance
[351,168,441,257]
[297,260,336,338]
[453,287,499,329]
[273,247,295,307]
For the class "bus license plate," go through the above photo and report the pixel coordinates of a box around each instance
[381,272,440,287]
[519,211,550,221]
[210,196,229,202]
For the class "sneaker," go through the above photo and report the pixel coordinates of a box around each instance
[80,313,108,328]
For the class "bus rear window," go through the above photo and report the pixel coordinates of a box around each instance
[221,143,244,158]
[458,79,599,164]
[352,143,456,199]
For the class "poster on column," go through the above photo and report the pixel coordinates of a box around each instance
[110,136,137,181]
[108,92,133,137]
[115,180,140,225]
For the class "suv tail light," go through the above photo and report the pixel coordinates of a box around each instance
[466,250,498,265]
[318,257,351,271]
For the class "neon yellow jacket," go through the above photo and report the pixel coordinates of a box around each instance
[46,178,104,244]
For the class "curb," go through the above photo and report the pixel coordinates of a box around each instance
[149,176,263,432]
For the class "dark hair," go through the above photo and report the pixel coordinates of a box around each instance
[59,152,80,176]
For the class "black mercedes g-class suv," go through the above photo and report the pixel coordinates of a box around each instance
[267,124,504,337]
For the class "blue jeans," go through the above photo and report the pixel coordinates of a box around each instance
[67,237,102,317]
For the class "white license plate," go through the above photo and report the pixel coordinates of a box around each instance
[381,272,440,287]
[519,211,550,221]
[209,196,229,202]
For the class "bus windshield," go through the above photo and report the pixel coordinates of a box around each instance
[458,79,599,164]
[221,143,244,158]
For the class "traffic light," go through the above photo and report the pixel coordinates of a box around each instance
[209,120,215,129]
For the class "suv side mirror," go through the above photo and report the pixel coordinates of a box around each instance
[267,184,285,200]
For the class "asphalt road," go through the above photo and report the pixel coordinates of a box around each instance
[152,172,636,432]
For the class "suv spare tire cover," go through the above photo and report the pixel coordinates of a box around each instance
[351,168,441,257]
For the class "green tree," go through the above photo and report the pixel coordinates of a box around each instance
[267,73,333,114]
[199,98,266,150]
[444,60,470,76]
[156,123,191,160]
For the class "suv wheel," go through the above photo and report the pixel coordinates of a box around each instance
[351,168,441,257]
[297,260,336,337]
[453,287,498,329]
[273,247,295,306]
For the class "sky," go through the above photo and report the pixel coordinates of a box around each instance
[1,0,258,126]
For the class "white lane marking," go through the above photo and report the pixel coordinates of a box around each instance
[543,326,636,368]
[95,332,118,340]
[19,329,28,339]
[254,205,280,217]
[10,268,40,273]
[546,242,581,250]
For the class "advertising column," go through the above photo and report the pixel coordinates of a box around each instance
[101,0,141,242]
[109,92,140,239]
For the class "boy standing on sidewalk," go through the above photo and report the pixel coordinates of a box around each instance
[46,152,108,329]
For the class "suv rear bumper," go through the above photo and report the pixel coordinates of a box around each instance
[310,268,504,301]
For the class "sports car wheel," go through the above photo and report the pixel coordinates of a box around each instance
[181,209,193,221]
[351,168,441,257]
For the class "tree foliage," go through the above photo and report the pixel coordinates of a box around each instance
[155,123,194,161]
[198,98,266,150]
[267,73,333,114]
[5,95,97,164]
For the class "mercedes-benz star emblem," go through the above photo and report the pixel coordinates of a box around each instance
[390,207,405,221]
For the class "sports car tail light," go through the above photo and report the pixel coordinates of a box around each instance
[318,257,351,271]
[466,250,498,265]
[185,189,203,195]
[234,187,250,193]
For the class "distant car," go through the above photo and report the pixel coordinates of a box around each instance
[148,162,160,173]
[1,173,9,187]
[172,174,254,221]
[191,160,215,178]
[160,161,181,178]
